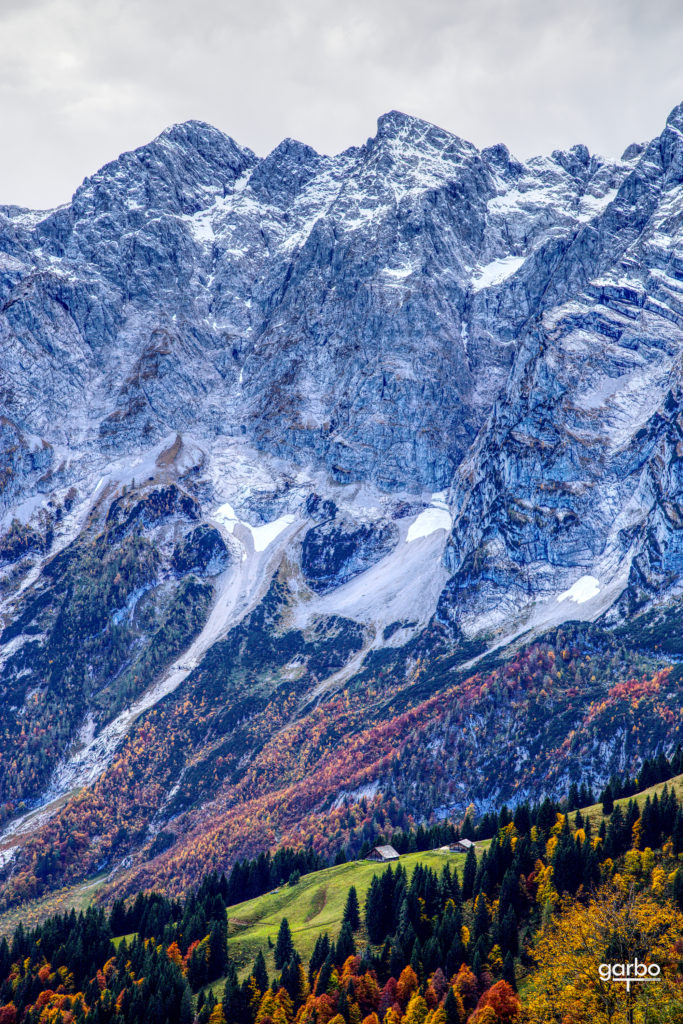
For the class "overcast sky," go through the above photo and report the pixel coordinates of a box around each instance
[2,0,682,209]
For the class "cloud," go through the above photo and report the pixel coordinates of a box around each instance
[1,0,682,207]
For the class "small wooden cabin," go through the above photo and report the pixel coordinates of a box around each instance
[453,839,476,853]
[367,844,400,862]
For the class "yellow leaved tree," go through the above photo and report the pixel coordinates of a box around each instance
[524,883,683,1024]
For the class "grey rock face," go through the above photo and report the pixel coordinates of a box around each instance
[441,102,683,631]
[106,484,199,538]
[0,417,53,512]
[301,517,400,593]
[0,108,636,496]
[1,101,683,639]
[172,524,230,577]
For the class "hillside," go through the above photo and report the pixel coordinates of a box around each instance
[225,849,488,977]
[223,774,683,977]
[2,613,683,912]
[582,770,683,829]
[3,770,679,945]
[2,772,683,1023]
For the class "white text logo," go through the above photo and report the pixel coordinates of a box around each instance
[598,960,661,992]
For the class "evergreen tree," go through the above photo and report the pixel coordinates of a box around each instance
[513,803,531,837]
[503,951,517,991]
[253,949,268,992]
[567,783,580,811]
[444,986,462,1024]
[335,922,356,965]
[280,953,303,1003]
[365,876,384,943]
[309,933,330,986]
[208,917,228,981]
[673,808,683,855]
[602,784,614,816]
[536,798,558,839]
[674,869,683,913]
[461,847,476,901]
[473,894,491,941]
[342,886,361,931]
[499,907,518,956]
[605,805,626,858]
[446,935,465,979]
[180,986,194,1024]
[274,918,295,970]
[552,819,582,896]
[316,955,334,996]
[188,940,209,991]
[410,938,423,982]
[222,961,239,1012]
[461,813,476,840]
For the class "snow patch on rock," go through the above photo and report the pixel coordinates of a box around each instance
[406,493,452,542]
[557,575,601,604]
[250,514,297,552]
[472,255,526,291]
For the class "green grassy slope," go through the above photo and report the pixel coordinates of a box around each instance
[580,772,683,830]
[226,846,489,978]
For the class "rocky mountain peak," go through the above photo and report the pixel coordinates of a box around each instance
[665,99,683,132]
[372,109,476,162]
[247,137,326,203]
[658,101,683,180]
[68,119,256,222]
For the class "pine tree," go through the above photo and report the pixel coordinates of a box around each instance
[444,986,463,1024]
[365,877,383,942]
[409,939,423,982]
[536,798,558,839]
[253,949,268,992]
[342,886,361,931]
[208,917,229,980]
[316,954,334,996]
[602,784,614,816]
[180,986,194,1024]
[513,803,531,837]
[335,922,356,965]
[499,907,518,955]
[280,952,303,1002]
[568,783,580,811]
[309,933,330,986]
[274,918,295,970]
[222,961,239,1012]
[188,940,209,991]
[674,868,683,913]
[503,951,517,991]
[673,808,683,855]
[461,847,476,901]
[473,894,491,941]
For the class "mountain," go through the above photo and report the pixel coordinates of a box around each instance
[1,103,683,908]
